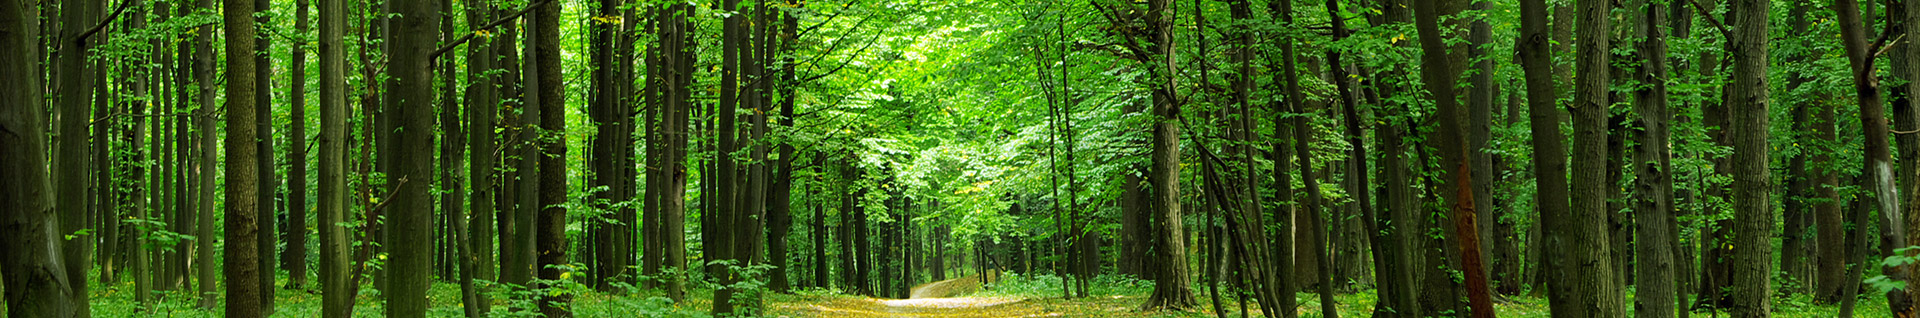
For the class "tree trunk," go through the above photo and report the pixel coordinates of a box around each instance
[589,0,622,292]
[1,0,78,313]
[657,2,692,300]
[1139,0,1195,310]
[1516,0,1578,314]
[713,0,746,310]
[383,0,437,313]
[1728,0,1774,316]
[251,0,279,310]
[222,0,265,313]
[1836,0,1914,315]
[533,0,569,314]
[462,0,497,314]
[1631,1,1679,316]
[767,10,799,291]
[286,0,312,291]
[1409,0,1499,316]
[318,0,351,314]
[56,0,99,313]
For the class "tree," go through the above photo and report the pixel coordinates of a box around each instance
[194,0,220,308]
[55,0,100,313]
[1728,0,1774,316]
[253,0,279,311]
[1,0,78,314]
[533,0,570,315]
[1835,0,1913,314]
[1515,0,1577,314]
[222,0,265,314]
[381,0,438,313]
[463,0,497,314]
[1409,0,1497,316]
[287,0,312,291]
[1631,0,1680,316]
[588,0,626,292]
[318,0,352,313]
[1137,0,1195,309]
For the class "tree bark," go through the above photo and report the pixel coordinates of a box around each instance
[287,0,312,291]
[194,0,219,307]
[1138,0,1196,309]
[253,0,278,310]
[56,0,100,313]
[1836,0,1914,315]
[1410,0,1499,316]
[318,0,352,314]
[1631,0,1680,316]
[1517,0,1578,314]
[1,0,78,314]
[1728,0,1774,316]
[533,0,569,315]
[463,0,497,314]
[223,0,265,313]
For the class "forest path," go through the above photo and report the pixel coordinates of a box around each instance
[776,272,1072,317]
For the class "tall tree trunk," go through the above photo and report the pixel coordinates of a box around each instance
[1268,0,1300,315]
[318,0,352,313]
[1814,33,1849,304]
[1139,0,1196,309]
[252,0,279,310]
[288,0,312,291]
[463,0,497,314]
[658,2,692,300]
[532,0,568,314]
[1780,0,1815,298]
[135,6,160,303]
[1410,0,1498,316]
[588,0,622,292]
[510,7,541,295]
[1464,0,1498,288]
[194,0,220,306]
[1835,0,1914,315]
[223,0,265,313]
[1631,0,1679,316]
[1728,0,1774,316]
[55,0,99,313]
[1516,0,1577,314]
[766,7,799,292]
[1,0,78,314]
[384,0,438,313]
[713,0,745,310]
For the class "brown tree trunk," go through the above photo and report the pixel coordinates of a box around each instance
[1729,0,1774,316]
[253,0,278,311]
[1631,1,1680,316]
[222,0,265,313]
[55,0,100,313]
[287,0,312,291]
[1409,0,1498,316]
[1517,0,1577,314]
[1137,0,1194,309]
[1,0,78,314]
[533,0,569,314]
[384,0,437,312]
[317,0,352,314]
[1836,0,1914,315]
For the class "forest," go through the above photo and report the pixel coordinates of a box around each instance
[8,0,1920,317]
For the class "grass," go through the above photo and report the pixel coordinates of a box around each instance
[71,273,1895,317]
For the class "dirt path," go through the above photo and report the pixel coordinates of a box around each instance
[774,273,1059,317]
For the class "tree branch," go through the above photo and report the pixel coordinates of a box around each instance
[1686,0,1729,38]
[429,0,555,61]
[77,0,142,42]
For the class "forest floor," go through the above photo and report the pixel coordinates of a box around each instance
[67,273,1893,317]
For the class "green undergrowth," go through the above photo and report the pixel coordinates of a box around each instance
[77,274,1895,317]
